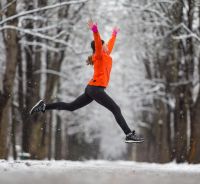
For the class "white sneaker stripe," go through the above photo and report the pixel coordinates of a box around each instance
[29,100,43,114]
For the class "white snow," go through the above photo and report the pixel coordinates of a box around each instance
[0,160,200,184]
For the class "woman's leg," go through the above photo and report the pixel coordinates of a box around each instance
[86,86,132,135]
[46,92,93,111]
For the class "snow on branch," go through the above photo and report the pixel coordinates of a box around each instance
[19,18,70,33]
[20,40,62,53]
[141,8,170,22]
[123,1,172,25]
[169,80,192,87]
[0,25,80,55]
[123,0,174,8]
[180,23,200,42]
[34,69,68,80]
[19,15,46,23]
[164,23,183,37]
[53,30,69,39]
[0,0,17,13]
[142,0,174,9]
[164,23,200,42]
[172,34,200,41]
[32,25,59,32]
[0,0,88,26]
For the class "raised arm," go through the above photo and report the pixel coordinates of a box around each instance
[107,27,119,55]
[88,20,102,58]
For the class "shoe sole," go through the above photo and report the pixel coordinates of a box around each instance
[125,140,144,143]
[29,100,44,115]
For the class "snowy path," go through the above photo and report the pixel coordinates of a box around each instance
[0,160,200,184]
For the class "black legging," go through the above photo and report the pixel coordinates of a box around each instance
[46,85,131,135]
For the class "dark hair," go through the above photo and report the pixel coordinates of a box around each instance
[91,40,104,53]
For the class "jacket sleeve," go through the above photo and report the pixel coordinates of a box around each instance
[107,34,116,55]
[93,31,103,59]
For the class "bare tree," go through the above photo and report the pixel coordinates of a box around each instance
[0,0,18,159]
[188,0,200,163]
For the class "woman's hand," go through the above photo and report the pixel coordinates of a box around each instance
[87,19,98,32]
[87,19,94,30]
[112,27,120,36]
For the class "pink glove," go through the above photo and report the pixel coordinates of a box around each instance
[91,24,98,33]
[112,27,120,36]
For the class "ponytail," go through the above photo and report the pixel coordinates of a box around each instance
[86,55,93,65]
[87,39,104,66]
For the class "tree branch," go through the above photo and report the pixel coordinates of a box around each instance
[173,34,200,42]
[0,0,88,26]
[0,25,79,54]
[165,23,200,42]
[34,69,68,80]
[0,0,16,14]
[20,40,61,53]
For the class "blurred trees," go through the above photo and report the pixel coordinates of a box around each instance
[188,0,200,163]
[123,0,200,163]
[0,0,88,159]
[0,0,200,163]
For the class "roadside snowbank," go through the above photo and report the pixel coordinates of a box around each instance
[0,160,200,184]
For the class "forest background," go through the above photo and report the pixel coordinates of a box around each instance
[0,0,200,164]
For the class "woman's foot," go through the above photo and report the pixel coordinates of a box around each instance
[29,100,46,115]
[125,131,144,143]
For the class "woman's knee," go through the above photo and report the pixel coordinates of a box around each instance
[112,104,121,114]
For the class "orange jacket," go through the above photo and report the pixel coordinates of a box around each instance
[88,31,116,87]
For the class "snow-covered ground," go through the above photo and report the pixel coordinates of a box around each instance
[0,160,200,184]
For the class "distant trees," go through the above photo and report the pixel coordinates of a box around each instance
[123,0,200,163]
[0,0,199,163]
[0,0,88,159]
[0,0,117,161]
[188,0,200,163]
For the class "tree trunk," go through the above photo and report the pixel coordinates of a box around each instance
[187,0,200,164]
[136,56,155,162]
[174,86,188,163]
[167,0,190,163]
[28,0,52,159]
[20,0,48,159]
[0,0,18,159]
[153,99,171,163]
[48,113,52,160]
[189,95,200,163]
[55,115,62,160]
[11,103,17,160]
[21,1,35,154]
[136,107,155,162]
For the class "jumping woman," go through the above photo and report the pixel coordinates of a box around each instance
[30,20,144,143]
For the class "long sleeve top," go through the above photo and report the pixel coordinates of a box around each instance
[88,31,116,87]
